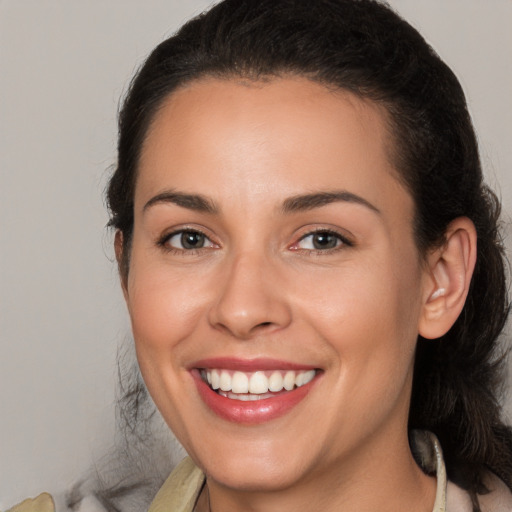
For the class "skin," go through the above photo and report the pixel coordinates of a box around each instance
[119,77,475,511]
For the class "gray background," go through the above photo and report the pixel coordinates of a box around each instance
[1,0,511,507]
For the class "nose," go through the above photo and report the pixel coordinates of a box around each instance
[208,251,292,339]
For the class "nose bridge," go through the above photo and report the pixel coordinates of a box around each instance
[209,247,291,339]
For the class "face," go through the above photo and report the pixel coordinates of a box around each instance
[123,77,429,491]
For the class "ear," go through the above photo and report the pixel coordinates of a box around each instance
[418,217,477,339]
[114,230,129,300]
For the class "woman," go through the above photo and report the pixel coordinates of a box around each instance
[9,0,512,511]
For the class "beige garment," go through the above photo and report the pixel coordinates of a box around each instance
[4,493,54,512]
[148,457,205,512]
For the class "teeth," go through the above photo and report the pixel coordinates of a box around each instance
[203,368,316,395]
[268,371,283,392]
[219,371,231,391]
[211,370,220,390]
[218,390,275,401]
[231,371,249,393]
[249,371,268,393]
[283,370,295,390]
[298,369,315,387]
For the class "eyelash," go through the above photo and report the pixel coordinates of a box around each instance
[157,228,217,255]
[291,228,354,254]
[157,227,353,255]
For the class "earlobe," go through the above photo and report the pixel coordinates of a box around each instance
[418,217,477,340]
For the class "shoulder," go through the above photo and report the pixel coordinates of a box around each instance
[148,456,205,512]
[446,474,512,512]
[5,493,55,512]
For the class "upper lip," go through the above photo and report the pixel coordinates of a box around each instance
[191,357,318,372]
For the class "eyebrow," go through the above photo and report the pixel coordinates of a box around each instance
[143,190,218,214]
[143,189,380,216]
[281,191,380,214]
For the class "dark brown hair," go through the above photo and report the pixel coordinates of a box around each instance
[107,0,512,508]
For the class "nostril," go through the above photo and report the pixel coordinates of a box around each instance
[249,321,276,335]
[254,322,274,331]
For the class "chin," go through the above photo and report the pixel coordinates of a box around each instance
[204,458,306,492]
[188,433,314,491]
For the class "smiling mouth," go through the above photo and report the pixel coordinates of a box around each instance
[199,369,318,401]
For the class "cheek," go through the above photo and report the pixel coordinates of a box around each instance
[295,249,423,375]
[126,253,208,353]
[302,263,419,335]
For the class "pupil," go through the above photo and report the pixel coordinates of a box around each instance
[313,232,337,250]
[181,231,205,249]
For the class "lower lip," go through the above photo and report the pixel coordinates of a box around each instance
[192,371,318,424]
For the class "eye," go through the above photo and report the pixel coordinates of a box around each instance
[295,230,350,251]
[162,230,216,251]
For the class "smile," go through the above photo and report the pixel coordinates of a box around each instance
[192,360,321,424]
[200,369,317,400]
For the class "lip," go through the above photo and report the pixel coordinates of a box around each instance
[191,357,317,372]
[190,358,321,424]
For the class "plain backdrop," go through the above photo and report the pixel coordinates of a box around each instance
[1,0,511,507]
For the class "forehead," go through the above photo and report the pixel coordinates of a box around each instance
[136,76,411,221]
[142,76,393,162]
